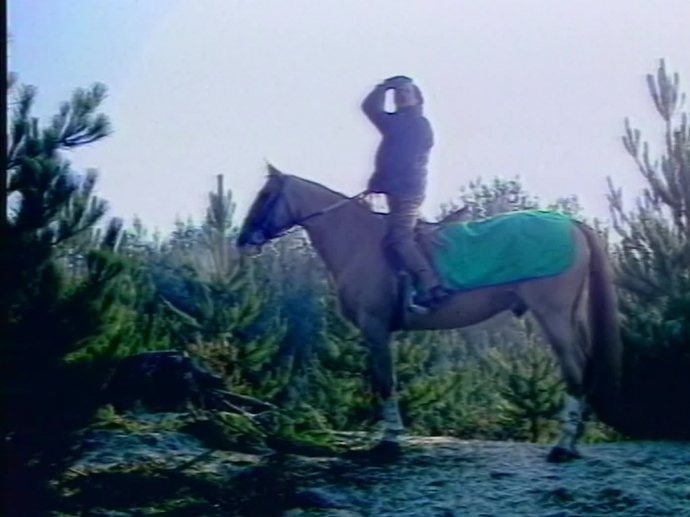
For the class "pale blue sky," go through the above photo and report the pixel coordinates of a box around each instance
[8,0,690,232]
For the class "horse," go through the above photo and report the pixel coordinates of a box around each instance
[237,165,622,462]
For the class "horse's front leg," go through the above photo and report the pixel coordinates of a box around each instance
[360,314,403,446]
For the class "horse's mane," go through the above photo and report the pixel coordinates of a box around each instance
[287,174,349,199]
[286,174,383,217]
[281,172,468,221]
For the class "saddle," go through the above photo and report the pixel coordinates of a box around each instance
[383,206,471,263]
[386,207,468,324]
[390,206,531,325]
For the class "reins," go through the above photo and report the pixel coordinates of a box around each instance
[272,190,368,239]
[295,190,369,225]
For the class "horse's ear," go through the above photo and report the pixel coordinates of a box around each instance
[266,161,283,178]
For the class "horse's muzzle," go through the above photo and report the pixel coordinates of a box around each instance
[239,243,263,257]
[237,230,266,256]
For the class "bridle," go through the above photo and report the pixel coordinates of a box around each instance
[250,176,368,242]
[293,192,368,226]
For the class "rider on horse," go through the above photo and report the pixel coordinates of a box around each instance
[362,75,450,309]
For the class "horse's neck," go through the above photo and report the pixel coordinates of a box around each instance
[287,179,387,281]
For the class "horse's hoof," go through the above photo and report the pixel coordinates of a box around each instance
[369,440,402,462]
[343,440,401,463]
[547,446,582,463]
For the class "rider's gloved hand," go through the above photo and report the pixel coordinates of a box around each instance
[384,75,413,89]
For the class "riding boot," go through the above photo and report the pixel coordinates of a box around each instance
[389,234,449,310]
[387,195,452,311]
[392,238,451,309]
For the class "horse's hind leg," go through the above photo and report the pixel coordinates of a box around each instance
[521,259,591,461]
[529,307,588,461]
[537,302,594,462]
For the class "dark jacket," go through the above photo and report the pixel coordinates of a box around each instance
[362,84,434,197]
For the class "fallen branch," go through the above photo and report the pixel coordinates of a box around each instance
[167,449,216,474]
[213,389,277,413]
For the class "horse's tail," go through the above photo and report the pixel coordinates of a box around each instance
[577,222,622,426]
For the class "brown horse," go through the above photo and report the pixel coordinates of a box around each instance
[237,166,622,462]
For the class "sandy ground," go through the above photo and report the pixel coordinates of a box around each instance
[284,436,690,517]
[67,427,690,517]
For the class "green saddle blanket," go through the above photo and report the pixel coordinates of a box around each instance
[428,210,575,292]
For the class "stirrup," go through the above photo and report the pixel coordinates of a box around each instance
[407,302,430,315]
[413,286,452,309]
[400,276,431,314]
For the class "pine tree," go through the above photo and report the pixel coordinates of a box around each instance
[439,175,583,221]
[607,59,690,438]
[395,332,469,433]
[489,317,563,442]
[304,291,371,429]
[2,78,124,516]
[252,231,332,368]
[439,176,538,220]
[159,176,290,401]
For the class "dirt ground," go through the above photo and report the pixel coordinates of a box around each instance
[283,436,690,517]
[66,427,690,517]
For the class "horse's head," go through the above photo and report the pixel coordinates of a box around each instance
[237,164,295,256]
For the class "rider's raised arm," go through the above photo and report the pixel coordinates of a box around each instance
[361,83,391,133]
